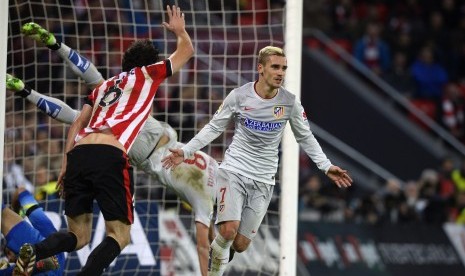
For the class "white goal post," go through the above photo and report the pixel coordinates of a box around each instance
[0,0,9,230]
[280,0,302,275]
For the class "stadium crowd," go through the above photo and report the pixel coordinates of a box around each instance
[306,0,465,142]
[299,0,465,225]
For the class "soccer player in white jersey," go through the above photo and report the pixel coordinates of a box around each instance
[162,46,353,275]
[11,5,195,276]
[6,17,214,276]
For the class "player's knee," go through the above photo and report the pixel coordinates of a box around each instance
[218,224,238,241]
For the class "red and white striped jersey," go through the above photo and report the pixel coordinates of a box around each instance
[75,59,172,151]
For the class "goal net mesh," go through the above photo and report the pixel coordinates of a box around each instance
[4,0,285,275]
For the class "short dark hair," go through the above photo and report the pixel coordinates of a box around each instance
[122,39,159,72]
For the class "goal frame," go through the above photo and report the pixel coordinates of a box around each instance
[280,0,302,275]
[0,0,9,228]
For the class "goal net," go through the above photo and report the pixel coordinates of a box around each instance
[4,0,286,275]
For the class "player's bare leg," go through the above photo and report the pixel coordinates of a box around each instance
[196,222,210,276]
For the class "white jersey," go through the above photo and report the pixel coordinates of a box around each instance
[128,116,166,166]
[132,118,217,226]
[182,82,332,185]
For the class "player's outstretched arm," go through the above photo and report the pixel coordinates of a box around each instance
[326,165,353,188]
[162,5,194,74]
[5,74,79,124]
[161,148,185,169]
[22,22,104,89]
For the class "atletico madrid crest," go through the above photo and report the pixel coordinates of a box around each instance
[273,106,285,119]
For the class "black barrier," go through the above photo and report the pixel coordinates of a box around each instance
[298,222,465,276]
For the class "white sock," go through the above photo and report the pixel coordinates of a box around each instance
[208,234,233,276]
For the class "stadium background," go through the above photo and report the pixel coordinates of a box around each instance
[3,0,465,275]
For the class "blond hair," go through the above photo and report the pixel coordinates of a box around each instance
[258,46,285,65]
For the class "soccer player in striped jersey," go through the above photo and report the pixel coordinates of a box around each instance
[162,46,353,275]
[7,15,214,276]
[1,188,64,276]
[11,5,194,276]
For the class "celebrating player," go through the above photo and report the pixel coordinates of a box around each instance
[7,16,214,276]
[11,5,195,275]
[162,46,353,275]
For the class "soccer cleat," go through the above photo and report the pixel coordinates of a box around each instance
[35,256,59,272]
[21,22,56,47]
[6,74,25,92]
[13,243,36,276]
[207,248,228,275]
[228,248,235,263]
[0,259,10,270]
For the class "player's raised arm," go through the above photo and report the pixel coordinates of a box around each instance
[162,5,194,74]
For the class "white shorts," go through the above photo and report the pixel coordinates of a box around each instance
[215,168,274,240]
[138,142,217,227]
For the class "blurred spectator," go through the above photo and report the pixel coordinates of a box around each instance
[379,178,406,224]
[438,0,462,30]
[410,45,448,103]
[353,21,391,76]
[418,169,449,224]
[299,174,343,220]
[352,0,389,24]
[34,164,59,201]
[3,145,34,199]
[451,158,465,192]
[421,11,450,65]
[403,181,423,221]
[452,190,465,223]
[329,0,358,39]
[441,83,465,141]
[346,194,381,225]
[388,31,415,66]
[383,51,416,98]
[438,156,458,199]
[238,0,268,25]
[451,42,465,81]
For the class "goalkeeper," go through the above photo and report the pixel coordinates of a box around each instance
[6,21,214,276]
[1,188,64,275]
